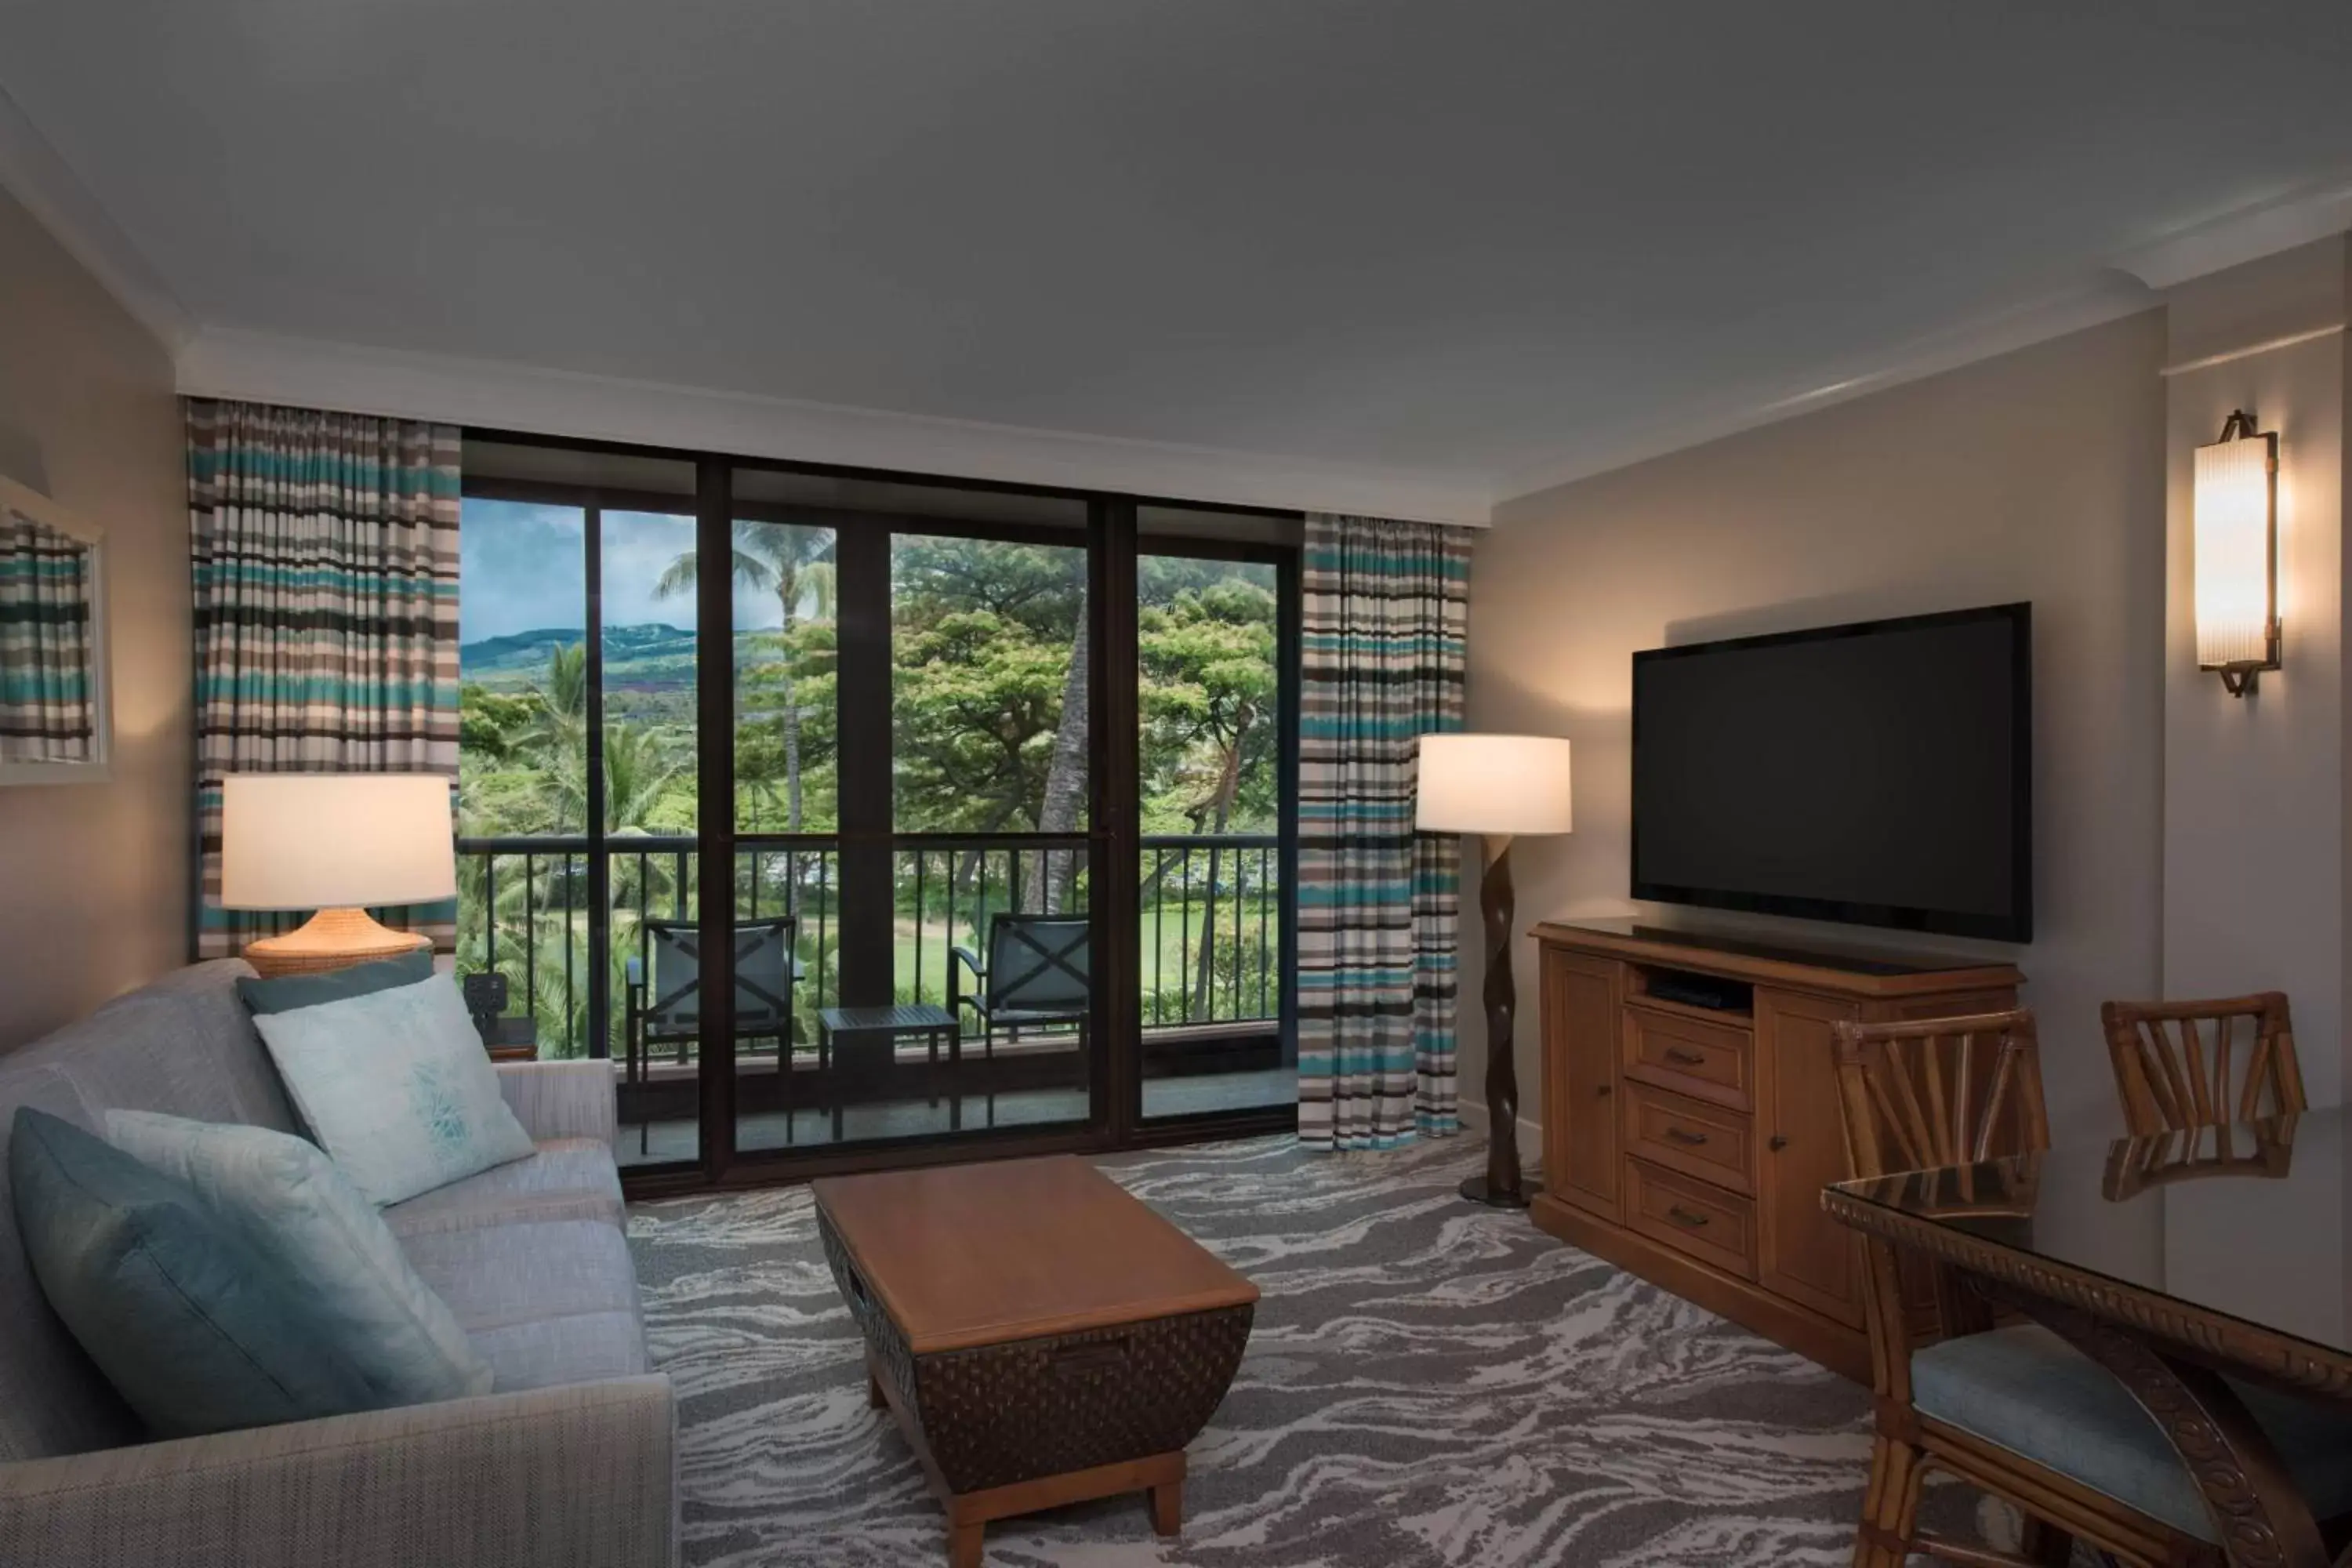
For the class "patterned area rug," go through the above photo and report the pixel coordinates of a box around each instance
[626,1134,1885,1566]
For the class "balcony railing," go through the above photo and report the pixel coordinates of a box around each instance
[452,832,1281,1062]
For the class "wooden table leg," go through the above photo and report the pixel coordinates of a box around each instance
[1981,1276,2330,1568]
[948,1520,984,1568]
[1149,1477,1182,1537]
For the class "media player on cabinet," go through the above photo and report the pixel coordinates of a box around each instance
[1530,919,2022,1380]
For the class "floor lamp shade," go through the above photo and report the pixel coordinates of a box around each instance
[1415,735,1573,835]
[1414,733,1573,1210]
[221,774,456,978]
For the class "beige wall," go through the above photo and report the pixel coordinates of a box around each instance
[1468,312,2170,1149]
[2160,238,2349,1109]
[0,184,189,1049]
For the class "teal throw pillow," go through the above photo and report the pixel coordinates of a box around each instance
[9,1107,382,1439]
[106,1110,492,1405]
[251,974,535,1207]
[237,949,434,1015]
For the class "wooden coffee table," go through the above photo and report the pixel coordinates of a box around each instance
[812,1156,1258,1568]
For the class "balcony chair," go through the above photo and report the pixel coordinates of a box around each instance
[950,913,1091,1112]
[624,914,797,1153]
[2100,990,2304,1135]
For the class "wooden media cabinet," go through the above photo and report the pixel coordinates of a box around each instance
[1529,919,2021,1381]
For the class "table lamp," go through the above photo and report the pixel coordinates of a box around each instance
[221,773,456,978]
[1416,733,1573,1208]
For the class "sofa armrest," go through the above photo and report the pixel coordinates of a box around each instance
[497,1058,618,1148]
[0,1376,675,1568]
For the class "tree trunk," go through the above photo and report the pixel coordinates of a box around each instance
[1189,713,1251,1018]
[777,586,803,833]
[1036,608,1089,914]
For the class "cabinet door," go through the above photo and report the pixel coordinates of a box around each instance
[1543,949,1621,1219]
[1753,988,1864,1328]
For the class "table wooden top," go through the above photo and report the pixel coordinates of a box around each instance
[811,1155,1259,1355]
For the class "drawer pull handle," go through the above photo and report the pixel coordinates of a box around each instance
[1666,1205,1711,1229]
[1663,1126,1710,1146]
[1663,1047,1708,1066]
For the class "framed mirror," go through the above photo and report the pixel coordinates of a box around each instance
[0,474,110,785]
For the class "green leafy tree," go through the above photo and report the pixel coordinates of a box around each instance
[1142,578,1278,1011]
[656,521,834,828]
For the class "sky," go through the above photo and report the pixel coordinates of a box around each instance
[459,499,787,644]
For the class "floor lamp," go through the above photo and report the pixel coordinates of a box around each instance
[1415,733,1574,1209]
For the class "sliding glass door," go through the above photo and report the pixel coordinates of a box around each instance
[1134,527,1299,1124]
[456,438,1296,1188]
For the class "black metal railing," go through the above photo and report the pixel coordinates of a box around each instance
[454,831,1279,1062]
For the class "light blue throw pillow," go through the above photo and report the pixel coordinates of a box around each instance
[252,974,535,1207]
[9,1108,381,1438]
[106,1110,493,1405]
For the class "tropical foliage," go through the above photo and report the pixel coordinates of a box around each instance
[455,517,1279,1057]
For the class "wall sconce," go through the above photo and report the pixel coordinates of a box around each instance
[2194,408,2281,698]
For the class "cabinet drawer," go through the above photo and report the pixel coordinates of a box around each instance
[1625,1158,1756,1280]
[1623,1004,1753,1111]
[1623,1081,1752,1196]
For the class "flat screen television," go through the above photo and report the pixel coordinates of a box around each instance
[1630,603,2031,942]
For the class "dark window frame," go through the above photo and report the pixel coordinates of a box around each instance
[459,428,1301,1192]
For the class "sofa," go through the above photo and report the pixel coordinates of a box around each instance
[0,960,677,1568]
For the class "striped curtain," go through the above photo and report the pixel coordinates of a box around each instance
[1297,513,1472,1150]
[0,505,96,763]
[188,399,462,958]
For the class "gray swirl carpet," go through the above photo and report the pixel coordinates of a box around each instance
[626,1134,1889,1566]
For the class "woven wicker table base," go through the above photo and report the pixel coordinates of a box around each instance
[813,1156,1258,1568]
[865,1351,1185,1568]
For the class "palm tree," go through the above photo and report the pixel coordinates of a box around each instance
[655,522,835,829]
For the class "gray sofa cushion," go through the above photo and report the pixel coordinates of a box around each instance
[383,1138,626,1239]
[10,1109,382,1439]
[398,1219,649,1393]
[1,961,290,1464]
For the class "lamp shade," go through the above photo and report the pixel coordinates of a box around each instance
[2193,414,2279,673]
[1414,734,1573,835]
[220,774,456,911]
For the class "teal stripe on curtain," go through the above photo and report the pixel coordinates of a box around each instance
[1296,513,1472,1151]
[187,399,463,958]
[0,505,97,763]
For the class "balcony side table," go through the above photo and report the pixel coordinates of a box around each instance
[818,1004,961,1141]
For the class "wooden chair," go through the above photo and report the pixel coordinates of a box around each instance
[1832,1009,2229,1568]
[2100,992,2303,1136]
[2101,1117,2298,1202]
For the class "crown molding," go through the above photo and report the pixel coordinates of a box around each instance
[2114,176,2352,291]
[176,327,1494,525]
[1494,274,2157,503]
[0,78,190,351]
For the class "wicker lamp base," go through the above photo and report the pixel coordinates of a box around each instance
[241,907,431,978]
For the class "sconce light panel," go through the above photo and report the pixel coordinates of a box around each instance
[2193,409,2280,697]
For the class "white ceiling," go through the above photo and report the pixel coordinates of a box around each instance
[4,1,2352,517]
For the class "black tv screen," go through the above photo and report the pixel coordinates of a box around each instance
[1631,604,2031,942]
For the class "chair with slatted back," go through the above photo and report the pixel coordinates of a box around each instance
[2100,992,2304,1136]
[2101,1117,2299,1201]
[1834,1009,2230,1568]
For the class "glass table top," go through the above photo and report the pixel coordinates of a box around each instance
[1828,1105,2352,1359]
